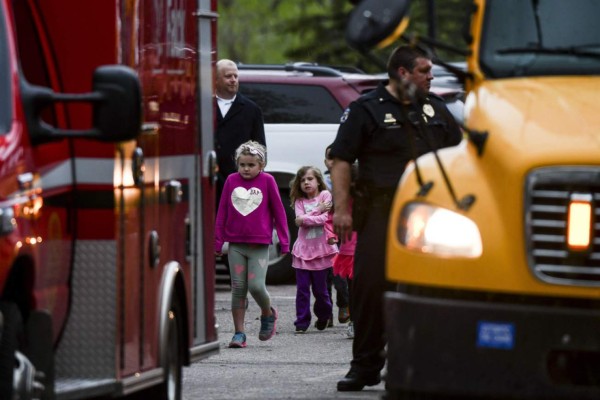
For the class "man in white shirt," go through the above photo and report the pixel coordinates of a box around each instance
[215,59,266,203]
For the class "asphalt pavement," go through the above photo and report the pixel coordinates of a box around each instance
[182,275,385,400]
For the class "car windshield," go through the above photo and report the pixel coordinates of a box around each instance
[480,0,600,78]
[0,2,12,133]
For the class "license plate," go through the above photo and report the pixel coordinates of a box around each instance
[477,321,515,350]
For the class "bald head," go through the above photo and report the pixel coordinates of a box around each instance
[216,59,239,99]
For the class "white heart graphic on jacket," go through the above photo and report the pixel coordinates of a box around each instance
[231,187,263,216]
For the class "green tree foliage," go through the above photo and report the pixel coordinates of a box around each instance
[217,0,472,73]
[217,1,356,65]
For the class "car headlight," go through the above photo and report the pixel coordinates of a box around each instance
[397,202,482,258]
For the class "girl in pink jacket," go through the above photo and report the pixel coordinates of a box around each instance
[215,141,289,348]
[290,166,338,333]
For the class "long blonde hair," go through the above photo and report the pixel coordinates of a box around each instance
[289,166,327,206]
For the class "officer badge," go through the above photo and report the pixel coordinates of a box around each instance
[422,104,435,118]
[340,108,350,123]
[384,113,397,124]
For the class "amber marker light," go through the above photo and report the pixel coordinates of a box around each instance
[567,193,592,250]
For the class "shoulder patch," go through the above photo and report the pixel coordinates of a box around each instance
[340,107,350,123]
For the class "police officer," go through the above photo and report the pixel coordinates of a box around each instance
[330,45,463,392]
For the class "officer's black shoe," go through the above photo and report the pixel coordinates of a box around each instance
[337,370,381,391]
[315,319,328,331]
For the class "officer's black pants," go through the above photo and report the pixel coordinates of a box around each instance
[350,196,394,377]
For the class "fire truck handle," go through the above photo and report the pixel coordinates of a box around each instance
[164,180,183,204]
[206,150,218,186]
[17,172,33,190]
[141,122,159,135]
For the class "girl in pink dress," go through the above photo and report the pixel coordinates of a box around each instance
[290,166,338,332]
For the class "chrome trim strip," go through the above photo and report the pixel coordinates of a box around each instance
[39,156,198,190]
[120,368,164,396]
[189,341,220,363]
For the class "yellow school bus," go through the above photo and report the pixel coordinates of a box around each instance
[348,0,600,398]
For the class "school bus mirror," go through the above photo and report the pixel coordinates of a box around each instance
[346,0,411,51]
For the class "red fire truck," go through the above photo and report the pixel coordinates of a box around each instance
[0,0,219,399]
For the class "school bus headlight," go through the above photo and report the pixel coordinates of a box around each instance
[397,202,482,258]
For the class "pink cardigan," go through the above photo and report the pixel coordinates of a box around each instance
[215,172,289,253]
[291,190,338,270]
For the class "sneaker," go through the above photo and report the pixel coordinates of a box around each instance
[295,326,308,334]
[327,316,334,328]
[229,332,247,348]
[315,319,328,331]
[259,307,278,341]
[347,321,354,338]
[338,307,350,323]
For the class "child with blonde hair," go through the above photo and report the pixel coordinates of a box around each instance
[290,166,338,333]
[215,140,289,348]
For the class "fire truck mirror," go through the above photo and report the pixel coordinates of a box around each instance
[346,0,410,51]
[20,65,142,144]
[92,65,142,142]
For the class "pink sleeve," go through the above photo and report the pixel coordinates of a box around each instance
[294,198,306,218]
[325,212,337,241]
[301,190,331,226]
[269,177,290,253]
[301,211,329,226]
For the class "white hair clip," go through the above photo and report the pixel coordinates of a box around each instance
[236,143,266,164]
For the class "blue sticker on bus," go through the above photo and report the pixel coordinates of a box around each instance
[477,321,515,350]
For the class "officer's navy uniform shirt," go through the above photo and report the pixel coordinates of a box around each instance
[330,82,462,190]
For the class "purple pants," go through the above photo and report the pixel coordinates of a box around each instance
[294,268,332,329]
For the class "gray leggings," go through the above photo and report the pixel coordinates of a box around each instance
[228,243,271,311]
